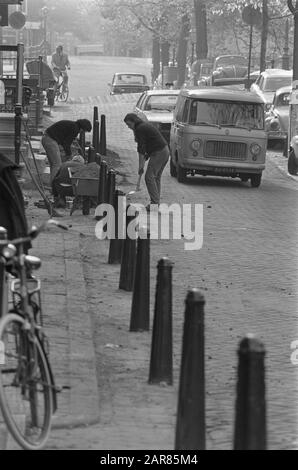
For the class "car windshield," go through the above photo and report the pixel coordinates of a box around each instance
[264,76,292,92]
[114,74,146,85]
[216,56,247,67]
[188,99,264,130]
[145,94,178,111]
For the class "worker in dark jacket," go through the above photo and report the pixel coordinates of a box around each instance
[0,153,29,243]
[41,119,92,188]
[124,113,169,209]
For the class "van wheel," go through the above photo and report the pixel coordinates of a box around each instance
[170,158,177,177]
[177,164,187,183]
[288,149,298,175]
[250,174,262,188]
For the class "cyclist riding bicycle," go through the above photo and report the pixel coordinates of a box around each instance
[51,45,70,93]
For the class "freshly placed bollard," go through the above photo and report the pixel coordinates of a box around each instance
[234,335,266,450]
[149,258,173,385]
[87,145,96,163]
[99,114,107,156]
[130,228,150,332]
[108,190,125,264]
[119,207,137,291]
[93,106,99,128]
[93,120,100,153]
[175,289,206,450]
[79,130,86,159]
[97,161,108,206]
[107,169,116,206]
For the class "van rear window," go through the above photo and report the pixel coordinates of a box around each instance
[189,99,264,130]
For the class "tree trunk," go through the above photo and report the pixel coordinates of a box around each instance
[152,36,160,82]
[177,14,190,87]
[161,41,170,67]
[194,0,208,60]
[260,0,268,72]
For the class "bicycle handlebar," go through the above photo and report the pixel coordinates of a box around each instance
[0,219,69,247]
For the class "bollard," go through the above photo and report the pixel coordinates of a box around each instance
[99,114,107,156]
[148,258,173,385]
[108,190,125,264]
[79,130,86,159]
[93,120,100,153]
[129,228,150,332]
[97,160,108,206]
[175,289,206,450]
[234,335,266,450]
[87,145,97,163]
[119,207,137,292]
[93,106,99,128]
[82,197,90,216]
[107,169,116,206]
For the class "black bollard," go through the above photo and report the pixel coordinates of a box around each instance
[87,145,97,163]
[175,289,206,450]
[119,206,137,292]
[234,335,266,450]
[149,258,173,385]
[93,106,99,128]
[108,190,125,264]
[129,228,150,332]
[93,120,100,153]
[79,130,86,159]
[107,169,116,206]
[97,160,108,206]
[99,114,107,156]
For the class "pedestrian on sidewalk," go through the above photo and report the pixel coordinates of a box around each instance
[124,113,169,210]
[41,119,92,205]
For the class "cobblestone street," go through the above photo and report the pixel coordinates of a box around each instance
[34,95,298,450]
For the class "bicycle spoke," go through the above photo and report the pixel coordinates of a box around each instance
[0,314,53,450]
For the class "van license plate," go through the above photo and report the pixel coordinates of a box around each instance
[214,168,237,173]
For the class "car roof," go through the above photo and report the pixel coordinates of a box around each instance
[180,87,265,103]
[141,90,180,96]
[260,69,293,77]
[274,85,292,95]
[114,72,146,76]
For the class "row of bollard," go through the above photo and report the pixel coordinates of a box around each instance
[90,103,267,450]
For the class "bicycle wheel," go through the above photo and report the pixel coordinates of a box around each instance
[0,313,53,450]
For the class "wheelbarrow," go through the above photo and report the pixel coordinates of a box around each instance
[69,168,99,215]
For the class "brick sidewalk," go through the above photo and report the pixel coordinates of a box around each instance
[2,97,297,450]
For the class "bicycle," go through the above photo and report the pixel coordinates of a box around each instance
[0,219,67,450]
[54,70,69,102]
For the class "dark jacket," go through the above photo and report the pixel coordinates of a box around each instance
[134,121,168,156]
[46,120,81,157]
[0,153,29,242]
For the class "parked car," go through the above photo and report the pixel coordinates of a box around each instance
[170,88,267,188]
[133,89,179,143]
[205,55,248,86]
[108,73,150,95]
[250,69,292,111]
[265,85,291,144]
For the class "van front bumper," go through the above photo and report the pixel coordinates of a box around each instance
[180,158,265,174]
